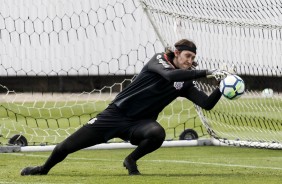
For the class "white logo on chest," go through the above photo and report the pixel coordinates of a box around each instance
[174,82,184,90]
[157,54,171,68]
[87,118,97,124]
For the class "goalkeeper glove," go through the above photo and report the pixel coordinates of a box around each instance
[206,69,230,81]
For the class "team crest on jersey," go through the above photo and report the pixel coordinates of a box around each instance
[174,82,184,90]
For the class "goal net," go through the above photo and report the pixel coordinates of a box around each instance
[0,0,202,147]
[0,0,282,149]
[142,0,282,149]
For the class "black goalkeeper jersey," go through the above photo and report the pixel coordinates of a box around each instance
[112,53,222,120]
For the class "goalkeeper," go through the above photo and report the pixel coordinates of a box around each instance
[21,39,227,176]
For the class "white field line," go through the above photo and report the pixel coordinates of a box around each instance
[10,153,282,171]
[147,159,282,170]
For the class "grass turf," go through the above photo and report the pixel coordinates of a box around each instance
[0,146,281,184]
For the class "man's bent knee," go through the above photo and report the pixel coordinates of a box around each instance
[148,125,166,142]
[130,124,166,145]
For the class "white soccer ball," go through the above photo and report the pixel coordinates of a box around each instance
[261,88,273,98]
[219,75,245,100]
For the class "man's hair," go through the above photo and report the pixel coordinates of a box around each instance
[165,39,197,61]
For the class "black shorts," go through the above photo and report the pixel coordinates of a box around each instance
[84,104,157,142]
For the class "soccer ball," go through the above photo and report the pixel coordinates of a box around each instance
[261,88,273,98]
[219,75,245,100]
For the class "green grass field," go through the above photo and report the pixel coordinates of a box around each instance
[0,146,281,184]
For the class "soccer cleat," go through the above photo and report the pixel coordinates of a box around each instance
[20,166,47,176]
[123,157,141,175]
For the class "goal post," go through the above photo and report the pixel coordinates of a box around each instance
[0,0,203,148]
[1,0,282,150]
[141,0,282,149]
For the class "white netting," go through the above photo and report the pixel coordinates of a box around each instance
[194,82,282,149]
[0,82,200,145]
[0,0,163,76]
[141,0,282,76]
[142,0,282,149]
[0,0,205,146]
[1,0,282,149]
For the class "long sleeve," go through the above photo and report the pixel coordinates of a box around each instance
[182,84,222,110]
[147,53,207,82]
